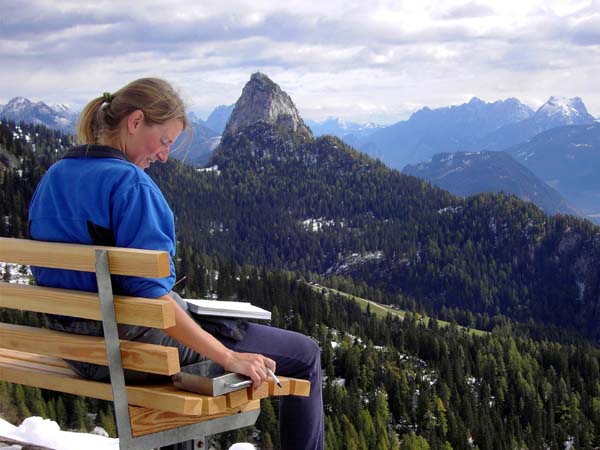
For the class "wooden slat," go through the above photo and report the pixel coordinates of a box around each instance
[0,237,170,277]
[268,377,291,396]
[289,378,311,397]
[129,400,261,437]
[0,323,180,375]
[0,352,203,415]
[0,283,175,328]
[2,349,70,368]
[226,387,249,409]
[247,382,269,401]
[200,393,228,415]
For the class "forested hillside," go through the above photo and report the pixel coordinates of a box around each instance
[2,263,600,449]
[4,117,596,340]
[147,122,600,342]
[1,120,600,449]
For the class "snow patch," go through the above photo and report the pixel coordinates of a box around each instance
[0,417,118,450]
[438,166,464,178]
[197,165,221,174]
[301,217,337,232]
[564,436,575,450]
[0,262,33,284]
[437,206,462,215]
[0,417,256,450]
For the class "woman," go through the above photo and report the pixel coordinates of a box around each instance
[28,78,324,450]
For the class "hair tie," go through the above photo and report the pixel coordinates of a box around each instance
[102,92,114,103]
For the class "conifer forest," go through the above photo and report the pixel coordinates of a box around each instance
[1,120,599,449]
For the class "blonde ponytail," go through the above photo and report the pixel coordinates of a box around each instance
[75,78,188,145]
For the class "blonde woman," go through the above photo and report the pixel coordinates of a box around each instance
[29,78,324,450]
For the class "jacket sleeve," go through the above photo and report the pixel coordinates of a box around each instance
[111,180,176,298]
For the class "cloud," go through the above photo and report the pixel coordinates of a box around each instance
[1,0,599,122]
[440,2,496,19]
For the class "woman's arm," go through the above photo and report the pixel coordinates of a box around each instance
[160,294,275,387]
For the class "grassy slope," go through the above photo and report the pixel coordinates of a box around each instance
[308,283,487,336]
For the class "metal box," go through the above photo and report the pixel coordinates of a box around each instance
[172,360,252,396]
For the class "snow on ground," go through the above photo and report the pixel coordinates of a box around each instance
[196,165,221,174]
[0,417,118,450]
[0,263,32,285]
[0,417,255,450]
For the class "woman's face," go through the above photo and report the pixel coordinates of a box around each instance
[126,112,184,170]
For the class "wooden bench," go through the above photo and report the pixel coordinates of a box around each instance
[0,237,310,450]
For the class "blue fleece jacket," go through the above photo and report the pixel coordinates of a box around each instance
[29,145,176,299]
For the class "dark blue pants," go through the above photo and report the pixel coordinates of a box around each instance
[50,291,324,450]
[138,321,325,450]
[217,322,325,450]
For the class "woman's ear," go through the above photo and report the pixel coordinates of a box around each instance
[127,110,144,134]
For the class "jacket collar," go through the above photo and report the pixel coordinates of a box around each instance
[61,145,130,162]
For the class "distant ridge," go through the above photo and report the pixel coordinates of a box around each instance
[0,97,77,133]
[480,96,596,151]
[355,97,535,168]
[507,123,600,223]
[403,151,576,215]
[205,104,235,134]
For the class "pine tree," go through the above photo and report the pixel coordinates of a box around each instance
[14,384,31,420]
[401,432,430,450]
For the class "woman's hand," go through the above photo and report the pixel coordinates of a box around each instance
[223,350,276,387]
[161,295,276,387]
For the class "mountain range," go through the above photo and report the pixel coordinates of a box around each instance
[3,90,598,222]
[2,72,600,449]
[408,123,600,224]
[0,97,77,133]
[478,96,597,151]
[305,117,383,140]
[403,151,576,216]
[355,96,596,168]
[146,73,600,341]
[507,123,600,221]
[355,97,534,166]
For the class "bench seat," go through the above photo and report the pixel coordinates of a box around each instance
[0,237,311,449]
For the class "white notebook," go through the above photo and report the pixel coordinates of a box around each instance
[184,298,272,320]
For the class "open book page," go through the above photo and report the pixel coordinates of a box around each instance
[183,298,271,320]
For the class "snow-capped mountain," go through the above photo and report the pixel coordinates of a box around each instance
[534,96,595,126]
[354,97,535,168]
[0,97,78,133]
[305,117,384,140]
[480,96,596,151]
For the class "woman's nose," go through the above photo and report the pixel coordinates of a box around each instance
[156,149,169,163]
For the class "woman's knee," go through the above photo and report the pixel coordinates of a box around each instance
[296,334,322,374]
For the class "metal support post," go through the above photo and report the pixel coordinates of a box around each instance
[94,249,260,450]
[95,249,134,450]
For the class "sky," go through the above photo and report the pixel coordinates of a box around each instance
[1,0,599,124]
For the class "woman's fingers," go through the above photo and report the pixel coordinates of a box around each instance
[264,357,276,373]
[228,352,277,387]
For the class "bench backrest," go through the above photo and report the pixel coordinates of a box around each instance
[0,237,180,375]
[0,237,309,448]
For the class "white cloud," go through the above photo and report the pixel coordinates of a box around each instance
[1,0,599,122]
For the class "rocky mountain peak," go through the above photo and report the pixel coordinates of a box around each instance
[223,72,313,142]
[0,97,77,133]
[3,97,33,114]
[535,96,594,125]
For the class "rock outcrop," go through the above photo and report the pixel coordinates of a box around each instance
[223,72,313,143]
